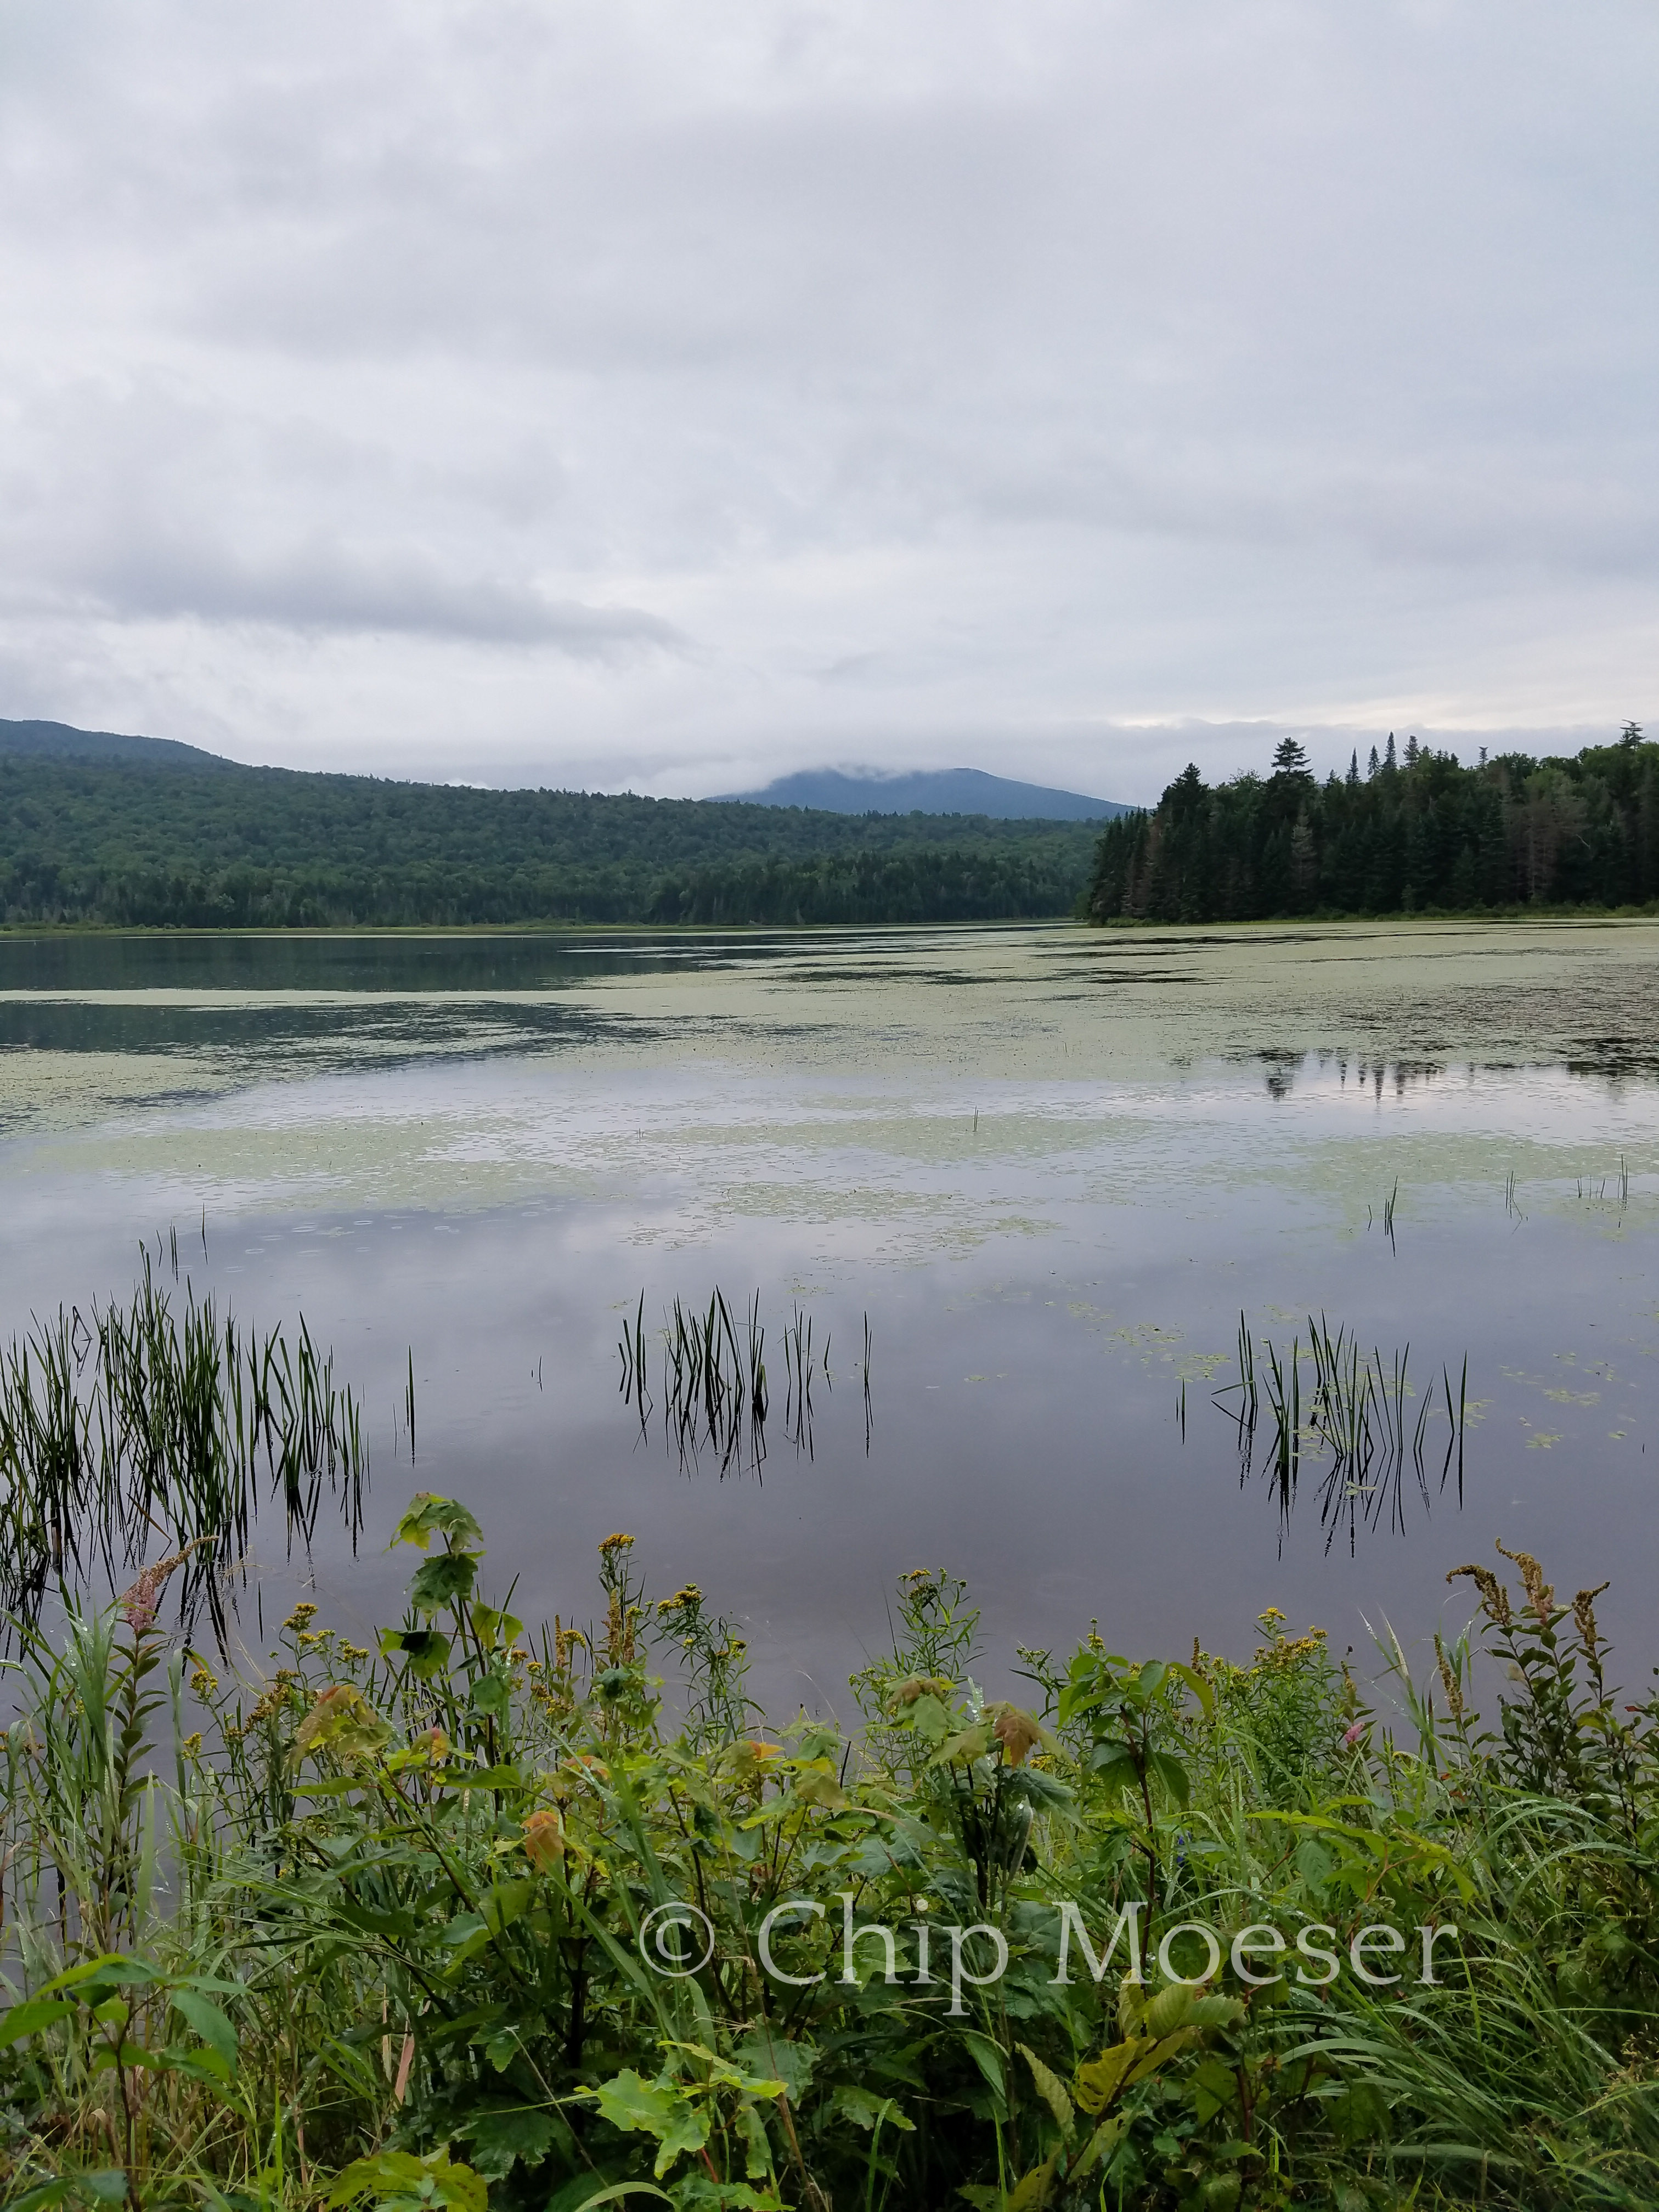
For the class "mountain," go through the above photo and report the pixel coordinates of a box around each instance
[0,719,1106,927]
[0,716,232,770]
[716,766,1131,820]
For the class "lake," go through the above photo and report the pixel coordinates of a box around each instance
[4,917,1657,1715]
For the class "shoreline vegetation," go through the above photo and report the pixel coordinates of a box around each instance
[2,1279,1658,2204]
[4,1498,1657,2210]
[3,725,1658,934]
[1087,729,1659,926]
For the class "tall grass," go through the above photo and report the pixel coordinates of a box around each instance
[617,1289,856,1471]
[1218,1310,1467,1553]
[0,1243,369,1648]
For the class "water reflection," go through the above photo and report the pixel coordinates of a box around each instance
[617,1288,871,1475]
[1214,1312,1468,1557]
[0,928,795,995]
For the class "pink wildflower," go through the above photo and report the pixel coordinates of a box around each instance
[116,1542,202,1636]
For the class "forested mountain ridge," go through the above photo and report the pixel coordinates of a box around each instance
[718,765,1130,819]
[0,747,1097,927]
[1086,729,1659,922]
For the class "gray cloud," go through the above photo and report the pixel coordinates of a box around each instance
[78,539,682,653]
[0,1,1652,785]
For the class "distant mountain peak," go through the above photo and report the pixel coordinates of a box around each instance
[716,765,1129,821]
[0,716,230,770]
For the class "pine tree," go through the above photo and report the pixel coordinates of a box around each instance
[1348,750,1359,785]
[1385,733,1397,771]
[1272,736,1311,777]
[1404,734,1420,766]
[1368,746,1380,779]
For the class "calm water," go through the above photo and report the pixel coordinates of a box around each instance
[4,919,1658,1714]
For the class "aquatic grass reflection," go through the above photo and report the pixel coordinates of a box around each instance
[0,1235,371,1647]
[1216,1310,1468,1554]
[617,1289,865,1471]
[619,1286,771,1474]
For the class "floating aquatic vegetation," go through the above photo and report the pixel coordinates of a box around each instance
[1216,1309,1467,1555]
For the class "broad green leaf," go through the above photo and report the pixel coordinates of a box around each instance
[410,1551,479,1613]
[731,2034,816,2103]
[392,1493,484,1554]
[1168,1660,1215,1720]
[1018,2042,1074,2135]
[1070,2113,1124,2180]
[906,1692,952,1745]
[929,1722,991,1768]
[1127,2028,1201,2085]
[1148,1751,1191,1808]
[154,2044,238,2094]
[571,2189,673,2209]
[8,2182,76,2211]
[458,2098,559,2178]
[592,2070,709,2179]
[0,1997,74,2045]
[170,1988,237,2068]
[379,1627,453,1681]
[832,2085,915,2134]
[469,1674,510,1718]
[40,1954,156,1996]
[482,1879,534,1936]
[737,2099,773,2178]
[1074,2040,1137,2116]
[326,2146,487,2212]
[961,2031,1006,2103]
[471,1603,523,1651]
[1087,1743,1137,1787]
[1006,2157,1057,2210]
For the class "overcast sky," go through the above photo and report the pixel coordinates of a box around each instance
[0,3,1653,803]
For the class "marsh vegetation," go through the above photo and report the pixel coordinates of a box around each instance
[0,1240,369,1648]
[1220,1313,1468,1553]
[618,1291,868,1472]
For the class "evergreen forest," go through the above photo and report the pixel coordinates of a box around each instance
[1086,727,1659,924]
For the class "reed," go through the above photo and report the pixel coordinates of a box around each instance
[1217,1309,1468,1550]
[783,1301,833,1452]
[618,1284,792,1472]
[0,1241,370,1647]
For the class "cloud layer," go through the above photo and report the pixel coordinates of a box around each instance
[0,2,1653,800]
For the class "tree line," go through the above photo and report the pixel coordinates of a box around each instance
[0,754,1097,926]
[1086,725,1659,923]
